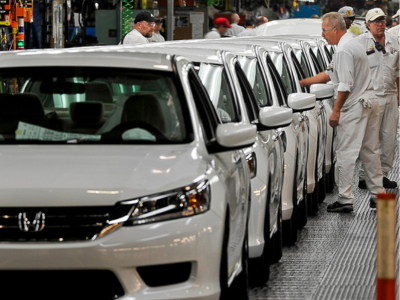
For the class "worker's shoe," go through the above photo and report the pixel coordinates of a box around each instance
[327,201,353,213]
[370,198,377,209]
[358,179,367,189]
[383,177,397,189]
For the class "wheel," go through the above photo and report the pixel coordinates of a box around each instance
[326,161,335,192]
[220,210,249,300]
[249,185,270,286]
[308,141,320,216]
[283,154,298,246]
[270,195,283,263]
[318,155,327,203]
[298,168,308,229]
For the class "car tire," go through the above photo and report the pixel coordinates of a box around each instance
[249,184,271,286]
[298,167,308,229]
[283,154,298,246]
[308,141,320,216]
[326,141,335,193]
[327,161,335,192]
[318,155,326,203]
[270,196,283,264]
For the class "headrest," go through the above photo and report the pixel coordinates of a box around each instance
[70,102,104,124]
[122,94,165,132]
[14,93,45,123]
[85,82,113,104]
[0,94,19,122]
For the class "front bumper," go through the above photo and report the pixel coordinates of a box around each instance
[0,213,223,300]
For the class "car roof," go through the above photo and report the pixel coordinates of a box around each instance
[0,46,176,71]
[257,18,323,36]
[128,45,225,65]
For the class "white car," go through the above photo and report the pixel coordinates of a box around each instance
[127,45,294,284]
[0,48,258,300]
[153,41,316,246]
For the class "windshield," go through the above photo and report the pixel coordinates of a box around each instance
[0,67,190,144]
[198,63,239,123]
[270,52,294,96]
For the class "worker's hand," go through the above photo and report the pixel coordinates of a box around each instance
[329,110,340,128]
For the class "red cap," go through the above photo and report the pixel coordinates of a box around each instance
[215,18,232,28]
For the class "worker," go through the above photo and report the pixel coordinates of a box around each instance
[237,19,255,36]
[392,9,400,27]
[121,11,156,45]
[388,9,400,39]
[204,18,231,39]
[226,13,245,36]
[356,8,399,190]
[254,16,270,35]
[338,6,355,29]
[147,18,165,43]
[299,12,385,212]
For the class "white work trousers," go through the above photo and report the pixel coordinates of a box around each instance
[336,97,384,204]
[359,94,399,178]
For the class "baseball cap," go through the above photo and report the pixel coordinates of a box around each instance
[215,18,232,28]
[392,9,400,19]
[155,17,162,24]
[366,8,386,22]
[134,11,157,24]
[338,6,355,18]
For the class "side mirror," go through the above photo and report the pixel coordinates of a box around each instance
[310,83,334,100]
[216,123,257,149]
[259,106,293,129]
[287,93,316,112]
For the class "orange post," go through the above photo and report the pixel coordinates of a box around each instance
[376,192,397,300]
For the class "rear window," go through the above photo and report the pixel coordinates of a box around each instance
[0,67,191,144]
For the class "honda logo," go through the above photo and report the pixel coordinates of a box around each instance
[18,212,45,232]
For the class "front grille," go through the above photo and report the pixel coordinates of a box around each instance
[0,270,125,300]
[0,206,114,242]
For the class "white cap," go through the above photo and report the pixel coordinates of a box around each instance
[338,6,355,18]
[392,9,400,19]
[366,8,386,22]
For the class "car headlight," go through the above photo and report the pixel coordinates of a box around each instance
[121,180,210,226]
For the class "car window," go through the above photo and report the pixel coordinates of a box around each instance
[0,67,191,144]
[293,49,311,79]
[238,56,272,107]
[309,49,323,74]
[198,63,239,123]
[324,45,333,63]
[270,52,294,96]
[267,56,287,107]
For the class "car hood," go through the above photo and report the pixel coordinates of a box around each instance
[0,145,207,206]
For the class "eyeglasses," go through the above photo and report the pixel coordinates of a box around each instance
[369,19,386,25]
[141,21,155,28]
[322,27,332,33]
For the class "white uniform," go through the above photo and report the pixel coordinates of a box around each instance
[238,28,256,37]
[204,28,221,39]
[388,25,400,44]
[226,23,245,36]
[356,31,399,179]
[147,32,165,43]
[122,29,149,45]
[327,33,384,203]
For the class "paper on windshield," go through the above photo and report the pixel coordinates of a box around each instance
[15,122,101,141]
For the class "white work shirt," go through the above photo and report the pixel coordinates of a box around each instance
[356,30,399,95]
[122,29,149,45]
[326,33,373,110]
[238,28,256,37]
[226,23,245,36]
[204,28,221,39]
[147,32,165,43]
[388,25,400,44]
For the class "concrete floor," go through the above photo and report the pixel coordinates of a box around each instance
[250,149,400,300]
